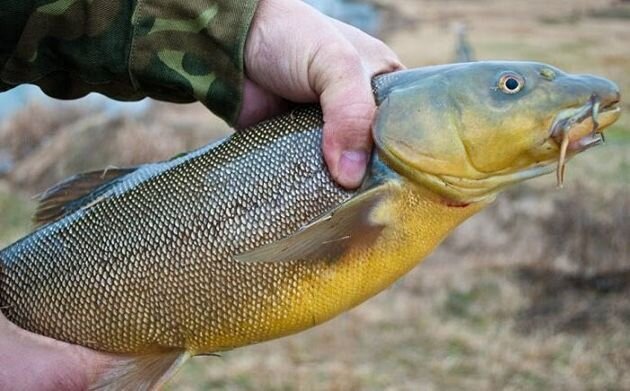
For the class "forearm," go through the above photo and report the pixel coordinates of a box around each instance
[0,0,258,123]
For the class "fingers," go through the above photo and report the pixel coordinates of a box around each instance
[236,79,289,129]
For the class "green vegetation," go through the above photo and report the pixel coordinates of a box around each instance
[0,185,34,246]
[590,5,630,20]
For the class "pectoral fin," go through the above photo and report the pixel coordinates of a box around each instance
[235,184,394,264]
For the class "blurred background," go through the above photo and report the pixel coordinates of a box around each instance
[1,0,629,389]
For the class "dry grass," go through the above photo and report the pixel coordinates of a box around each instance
[0,102,230,193]
[0,103,95,162]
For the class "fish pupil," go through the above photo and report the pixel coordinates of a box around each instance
[505,78,519,91]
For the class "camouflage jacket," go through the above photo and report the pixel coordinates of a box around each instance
[0,0,259,124]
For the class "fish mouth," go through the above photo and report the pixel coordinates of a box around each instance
[550,95,621,186]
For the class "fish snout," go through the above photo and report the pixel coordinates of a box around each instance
[586,74,621,109]
[560,73,620,110]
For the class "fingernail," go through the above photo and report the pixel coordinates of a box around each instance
[338,150,368,188]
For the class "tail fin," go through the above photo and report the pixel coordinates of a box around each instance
[91,350,190,391]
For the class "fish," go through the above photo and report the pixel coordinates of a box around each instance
[0,61,621,389]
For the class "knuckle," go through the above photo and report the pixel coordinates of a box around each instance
[367,40,404,74]
[383,56,405,73]
[309,37,368,92]
[319,40,363,71]
[369,36,392,53]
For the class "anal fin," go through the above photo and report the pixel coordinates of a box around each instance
[91,350,190,391]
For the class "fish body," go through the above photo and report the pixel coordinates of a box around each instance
[0,62,621,388]
[0,106,481,354]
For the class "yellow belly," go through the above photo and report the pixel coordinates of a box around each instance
[191,181,486,354]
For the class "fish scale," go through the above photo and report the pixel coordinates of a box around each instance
[0,105,353,353]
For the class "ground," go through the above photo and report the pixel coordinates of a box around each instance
[0,0,629,389]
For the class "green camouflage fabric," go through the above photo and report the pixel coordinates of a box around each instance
[0,0,259,123]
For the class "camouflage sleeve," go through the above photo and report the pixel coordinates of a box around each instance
[0,0,259,124]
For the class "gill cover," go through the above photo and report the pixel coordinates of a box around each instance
[373,64,476,185]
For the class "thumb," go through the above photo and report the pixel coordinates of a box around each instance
[312,43,375,189]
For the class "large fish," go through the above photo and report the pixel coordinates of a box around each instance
[0,62,621,389]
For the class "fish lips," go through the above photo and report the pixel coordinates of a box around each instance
[547,92,621,186]
[550,94,621,153]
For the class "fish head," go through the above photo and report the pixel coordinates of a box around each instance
[373,61,621,203]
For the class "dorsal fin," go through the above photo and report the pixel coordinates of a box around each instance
[33,167,135,227]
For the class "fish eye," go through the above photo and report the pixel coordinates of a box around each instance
[498,72,525,94]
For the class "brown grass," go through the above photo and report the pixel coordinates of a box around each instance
[0,103,95,163]
[0,102,231,193]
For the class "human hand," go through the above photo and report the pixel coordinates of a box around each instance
[240,0,404,188]
[0,312,114,391]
